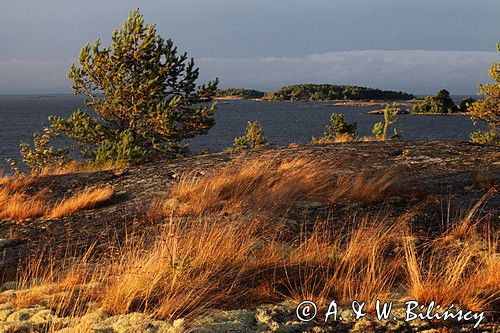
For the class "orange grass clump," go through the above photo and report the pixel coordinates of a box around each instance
[0,176,113,220]
[50,186,114,218]
[0,174,46,219]
[11,214,406,321]
[404,228,499,311]
[10,208,498,327]
[165,156,403,216]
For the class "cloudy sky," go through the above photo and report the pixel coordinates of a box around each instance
[0,0,498,95]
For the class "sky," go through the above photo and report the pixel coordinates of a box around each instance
[0,0,498,95]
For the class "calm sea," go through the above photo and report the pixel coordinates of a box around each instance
[0,94,485,172]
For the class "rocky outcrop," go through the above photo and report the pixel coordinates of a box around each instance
[0,141,498,332]
[0,301,496,332]
[0,141,498,280]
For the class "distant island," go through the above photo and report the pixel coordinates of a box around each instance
[410,89,474,115]
[214,84,414,101]
[263,84,415,101]
[215,88,265,100]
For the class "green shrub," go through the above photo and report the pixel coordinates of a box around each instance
[312,113,357,143]
[458,97,476,113]
[20,128,69,174]
[411,89,458,114]
[372,104,402,140]
[469,43,499,145]
[20,9,218,173]
[226,121,270,153]
[470,130,498,145]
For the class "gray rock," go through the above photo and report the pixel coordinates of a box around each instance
[191,308,261,333]
[0,282,16,292]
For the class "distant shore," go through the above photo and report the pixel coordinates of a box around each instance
[214,96,421,105]
[214,97,472,116]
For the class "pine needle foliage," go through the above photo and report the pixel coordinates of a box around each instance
[21,9,218,173]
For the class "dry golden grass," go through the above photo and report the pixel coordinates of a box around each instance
[11,213,407,321]
[0,175,113,220]
[2,159,497,330]
[164,156,404,217]
[311,133,357,144]
[50,186,113,218]
[0,174,47,219]
[404,190,499,312]
[10,205,498,327]
[404,226,498,311]
[0,191,47,220]
[39,161,120,176]
[0,173,35,192]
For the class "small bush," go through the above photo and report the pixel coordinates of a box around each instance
[372,104,402,140]
[226,121,269,153]
[470,130,498,145]
[312,113,357,144]
[411,89,458,114]
[458,97,476,113]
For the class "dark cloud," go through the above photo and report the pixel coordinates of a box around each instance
[198,50,497,95]
[0,1,498,94]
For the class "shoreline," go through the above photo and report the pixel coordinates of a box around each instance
[214,96,420,105]
[214,97,470,116]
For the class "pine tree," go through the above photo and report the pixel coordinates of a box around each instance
[323,113,357,140]
[311,113,357,144]
[21,9,218,173]
[469,44,499,145]
[226,121,270,153]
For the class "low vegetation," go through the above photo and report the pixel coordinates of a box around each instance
[312,113,358,143]
[372,104,402,140]
[2,156,497,331]
[162,156,401,217]
[225,121,270,153]
[0,175,113,220]
[411,89,459,114]
[263,84,414,101]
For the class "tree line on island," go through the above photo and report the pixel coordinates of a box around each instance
[216,88,266,99]
[217,84,415,101]
[218,86,476,116]
[8,9,499,174]
[410,89,475,114]
[263,84,415,101]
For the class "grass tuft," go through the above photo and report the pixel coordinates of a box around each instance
[0,175,113,220]
[164,156,405,217]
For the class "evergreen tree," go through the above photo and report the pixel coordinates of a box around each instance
[21,9,218,173]
[311,113,357,143]
[411,89,458,114]
[469,44,499,145]
[324,113,358,139]
[226,121,270,153]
